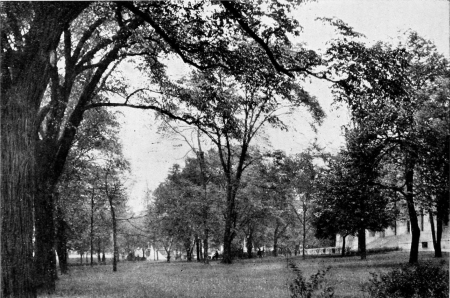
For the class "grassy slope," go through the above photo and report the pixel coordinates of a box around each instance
[40,251,448,298]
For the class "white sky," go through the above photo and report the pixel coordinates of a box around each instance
[118,0,449,212]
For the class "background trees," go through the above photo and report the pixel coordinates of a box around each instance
[313,131,397,259]
[162,44,324,262]
[150,153,224,263]
[326,30,449,263]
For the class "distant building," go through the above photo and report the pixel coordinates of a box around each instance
[336,214,450,252]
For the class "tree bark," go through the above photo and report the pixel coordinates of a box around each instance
[1,93,37,297]
[1,4,88,296]
[222,219,234,263]
[222,181,237,264]
[34,174,58,294]
[405,157,420,264]
[55,205,68,274]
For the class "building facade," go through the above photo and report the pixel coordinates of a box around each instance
[336,213,450,252]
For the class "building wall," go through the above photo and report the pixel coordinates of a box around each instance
[336,213,450,252]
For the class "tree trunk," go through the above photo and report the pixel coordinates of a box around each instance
[434,189,448,258]
[302,205,307,260]
[90,188,95,266]
[34,184,57,294]
[272,225,279,257]
[358,228,366,260]
[196,236,201,262]
[435,214,443,258]
[246,230,254,259]
[1,4,88,296]
[185,240,193,262]
[1,91,37,297]
[55,207,68,274]
[165,246,171,263]
[222,183,237,264]
[429,210,440,257]
[203,228,209,264]
[405,158,420,264]
[97,238,101,263]
[111,207,118,272]
[341,235,346,257]
[222,224,234,263]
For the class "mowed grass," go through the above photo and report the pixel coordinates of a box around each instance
[40,251,448,298]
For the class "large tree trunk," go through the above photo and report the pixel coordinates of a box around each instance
[34,157,61,293]
[222,222,234,263]
[405,158,420,264]
[55,205,69,275]
[1,4,88,296]
[1,91,37,298]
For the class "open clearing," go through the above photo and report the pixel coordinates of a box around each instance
[40,251,449,298]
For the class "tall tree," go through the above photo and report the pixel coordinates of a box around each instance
[1,3,88,296]
[313,132,396,260]
[164,45,324,262]
[326,30,449,263]
[414,77,450,257]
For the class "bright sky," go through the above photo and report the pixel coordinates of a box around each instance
[118,0,449,213]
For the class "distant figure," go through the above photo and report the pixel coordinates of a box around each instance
[213,250,219,260]
[257,248,262,258]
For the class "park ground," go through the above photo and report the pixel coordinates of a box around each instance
[39,251,449,298]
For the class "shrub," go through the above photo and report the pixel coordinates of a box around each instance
[288,261,334,298]
[363,261,449,298]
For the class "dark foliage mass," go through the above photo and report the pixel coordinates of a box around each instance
[363,262,449,298]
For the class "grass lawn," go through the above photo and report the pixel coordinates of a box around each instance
[40,251,448,298]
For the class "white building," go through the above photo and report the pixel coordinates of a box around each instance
[336,214,450,252]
